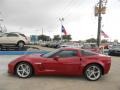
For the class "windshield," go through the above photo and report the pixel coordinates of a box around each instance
[42,49,60,58]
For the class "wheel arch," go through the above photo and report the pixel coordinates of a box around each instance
[83,63,104,75]
[17,40,25,45]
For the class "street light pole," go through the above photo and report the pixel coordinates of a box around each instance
[97,0,102,47]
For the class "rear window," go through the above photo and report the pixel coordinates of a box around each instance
[80,50,97,56]
[19,34,26,37]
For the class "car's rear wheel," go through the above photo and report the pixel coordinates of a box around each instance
[15,62,33,78]
[17,41,24,48]
[84,64,102,81]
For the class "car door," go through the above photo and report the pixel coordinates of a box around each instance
[43,50,82,75]
[42,58,62,75]
[56,50,82,75]
[6,33,19,44]
[0,34,8,44]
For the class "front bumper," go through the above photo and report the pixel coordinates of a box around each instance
[8,63,15,74]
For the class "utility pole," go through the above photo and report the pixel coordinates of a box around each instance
[95,0,107,47]
[97,0,102,47]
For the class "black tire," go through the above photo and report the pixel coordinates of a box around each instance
[17,41,25,48]
[15,62,33,78]
[84,64,102,81]
[108,52,113,56]
[0,45,2,51]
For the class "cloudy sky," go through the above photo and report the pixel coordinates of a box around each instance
[0,0,120,41]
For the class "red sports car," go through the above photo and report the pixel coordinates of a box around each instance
[8,48,111,81]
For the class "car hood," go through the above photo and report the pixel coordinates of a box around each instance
[15,54,46,63]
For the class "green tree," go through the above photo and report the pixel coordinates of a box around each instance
[53,35,61,41]
[86,38,97,43]
[38,35,51,41]
[101,39,108,43]
[62,35,72,41]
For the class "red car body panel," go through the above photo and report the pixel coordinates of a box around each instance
[8,48,111,76]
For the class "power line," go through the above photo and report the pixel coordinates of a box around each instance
[63,0,85,18]
[56,0,83,18]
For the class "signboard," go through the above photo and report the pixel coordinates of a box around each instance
[94,6,106,16]
[30,35,39,44]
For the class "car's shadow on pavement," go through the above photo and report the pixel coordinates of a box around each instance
[6,73,86,81]
[35,75,86,80]
[6,73,108,82]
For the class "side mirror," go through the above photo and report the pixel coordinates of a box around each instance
[53,56,59,61]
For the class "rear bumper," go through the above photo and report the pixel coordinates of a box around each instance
[104,61,111,74]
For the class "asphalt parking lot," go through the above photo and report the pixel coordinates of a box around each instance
[0,55,120,90]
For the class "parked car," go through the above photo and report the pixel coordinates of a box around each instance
[0,32,29,49]
[43,41,62,48]
[60,42,82,48]
[82,43,100,53]
[108,44,120,56]
[49,42,63,48]
[8,48,111,81]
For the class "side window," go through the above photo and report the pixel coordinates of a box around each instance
[80,50,97,56]
[7,33,18,37]
[56,50,78,58]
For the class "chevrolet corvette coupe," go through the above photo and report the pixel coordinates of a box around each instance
[8,48,111,81]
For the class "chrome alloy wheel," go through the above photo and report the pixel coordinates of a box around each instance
[85,65,101,81]
[16,63,32,78]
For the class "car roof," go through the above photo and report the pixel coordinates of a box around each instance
[59,47,99,55]
[8,32,23,34]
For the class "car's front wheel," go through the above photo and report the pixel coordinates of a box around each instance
[15,62,33,78]
[84,64,102,81]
